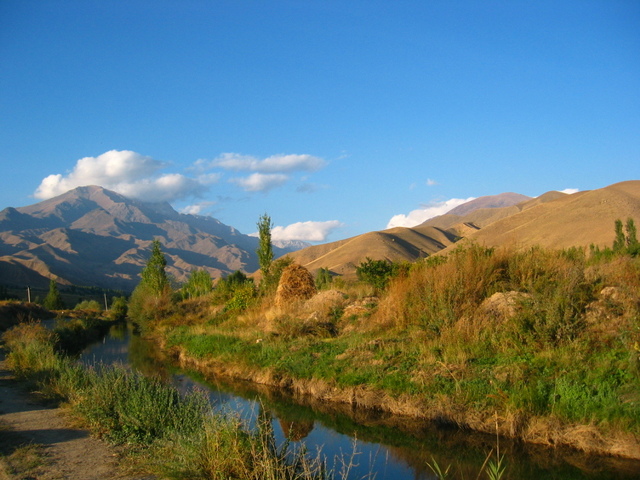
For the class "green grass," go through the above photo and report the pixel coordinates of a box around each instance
[1,322,363,480]
[152,245,640,455]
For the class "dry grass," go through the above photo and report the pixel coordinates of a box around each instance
[275,264,317,309]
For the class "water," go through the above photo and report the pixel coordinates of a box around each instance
[78,324,640,479]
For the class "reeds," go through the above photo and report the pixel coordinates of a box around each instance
[1,322,356,479]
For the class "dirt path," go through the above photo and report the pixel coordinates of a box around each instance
[0,355,153,480]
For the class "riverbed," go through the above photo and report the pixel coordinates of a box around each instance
[78,323,640,479]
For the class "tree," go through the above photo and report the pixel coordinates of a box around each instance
[182,269,212,299]
[625,218,639,256]
[140,239,169,297]
[256,213,274,285]
[356,258,396,291]
[43,279,65,310]
[128,240,170,326]
[315,267,333,290]
[613,219,626,252]
[108,296,128,321]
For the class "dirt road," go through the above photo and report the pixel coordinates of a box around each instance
[0,355,153,480]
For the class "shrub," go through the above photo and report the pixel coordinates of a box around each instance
[74,299,102,311]
[108,296,128,321]
[356,258,395,291]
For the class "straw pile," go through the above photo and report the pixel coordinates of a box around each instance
[274,264,317,308]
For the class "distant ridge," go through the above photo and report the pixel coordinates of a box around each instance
[448,180,640,252]
[445,192,531,217]
[2,181,638,290]
[0,186,300,290]
[286,181,640,277]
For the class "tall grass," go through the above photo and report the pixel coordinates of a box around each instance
[1,322,351,479]
[160,244,640,454]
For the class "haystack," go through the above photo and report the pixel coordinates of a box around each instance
[275,264,317,308]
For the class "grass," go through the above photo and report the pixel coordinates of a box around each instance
[0,423,45,480]
[1,322,365,479]
[153,245,640,456]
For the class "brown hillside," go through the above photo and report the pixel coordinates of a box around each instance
[285,226,458,277]
[451,180,640,251]
[445,192,531,216]
[286,181,639,279]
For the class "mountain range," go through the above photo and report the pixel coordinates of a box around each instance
[1,181,639,291]
[286,180,640,277]
[0,186,301,291]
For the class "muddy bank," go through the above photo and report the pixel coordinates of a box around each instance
[0,302,51,331]
[168,343,640,461]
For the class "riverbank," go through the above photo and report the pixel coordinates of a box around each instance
[148,246,640,461]
[0,352,150,480]
[0,301,51,331]
[1,322,369,480]
[165,338,640,461]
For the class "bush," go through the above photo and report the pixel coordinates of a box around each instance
[356,258,395,291]
[74,300,102,311]
[108,296,128,321]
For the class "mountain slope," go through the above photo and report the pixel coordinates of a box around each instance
[0,186,295,290]
[286,225,459,277]
[286,181,640,277]
[451,180,640,251]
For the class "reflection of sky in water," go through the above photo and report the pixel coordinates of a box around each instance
[78,332,130,367]
[136,365,423,479]
[76,325,640,480]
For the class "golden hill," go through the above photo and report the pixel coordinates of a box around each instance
[285,181,640,276]
[451,180,640,251]
[285,225,459,278]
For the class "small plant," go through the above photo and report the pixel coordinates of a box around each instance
[426,457,451,479]
[315,267,333,290]
[74,299,102,311]
[43,279,65,310]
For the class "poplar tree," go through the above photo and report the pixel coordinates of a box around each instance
[613,219,625,252]
[43,279,64,310]
[256,213,274,281]
[140,239,169,297]
[625,218,639,255]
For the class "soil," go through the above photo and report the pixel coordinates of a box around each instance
[0,354,153,480]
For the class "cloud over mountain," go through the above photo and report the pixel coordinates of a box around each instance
[34,150,328,202]
[387,197,476,229]
[271,220,343,242]
[195,152,327,193]
[34,150,207,203]
[230,173,289,192]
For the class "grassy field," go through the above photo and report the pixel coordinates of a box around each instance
[149,245,640,458]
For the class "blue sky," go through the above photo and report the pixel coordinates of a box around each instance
[1,1,639,243]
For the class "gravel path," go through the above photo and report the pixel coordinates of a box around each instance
[0,355,152,480]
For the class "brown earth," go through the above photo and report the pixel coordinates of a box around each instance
[0,354,152,480]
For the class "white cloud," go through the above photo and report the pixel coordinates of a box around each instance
[211,153,325,173]
[197,172,222,185]
[34,150,206,203]
[116,174,206,203]
[426,178,438,186]
[560,188,579,194]
[270,220,344,242]
[386,197,476,229]
[180,201,216,215]
[230,173,289,192]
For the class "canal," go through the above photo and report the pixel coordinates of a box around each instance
[78,323,640,479]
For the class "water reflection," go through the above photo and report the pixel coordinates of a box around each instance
[78,324,640,480]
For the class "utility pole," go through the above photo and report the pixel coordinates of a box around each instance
[104,293,109,311]
[27,286,31,303]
